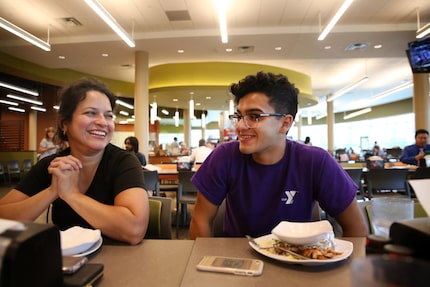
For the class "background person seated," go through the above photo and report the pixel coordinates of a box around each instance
[400,129,430,166]
[189,139,213,164]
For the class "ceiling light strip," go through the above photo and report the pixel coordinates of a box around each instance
[0,99,19,106]
[0,81,39,96]
[318,0,354,41]
[215,0,228,43]
[371,82,413,101]
[8,107,25,113]
[416,22,430,39]
[174,109,179,127]
[84,0,135,47]
[30,106,46,112]
[0,17,51,51]
[6,94,43,105]
[326,76,368,102]
[115,99,134,109]
[343,107,372,120]
[150,101,157,124]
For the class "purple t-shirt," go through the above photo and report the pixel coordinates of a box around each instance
[191,140,357,237]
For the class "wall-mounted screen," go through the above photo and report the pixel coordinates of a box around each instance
[407,37,430,73]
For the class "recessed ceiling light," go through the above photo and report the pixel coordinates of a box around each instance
[196,103,201,106]
[206,96,212,99]
[173,98,178,102]
[274,47,282,51]
[324,46,332,50]
[102,53,109,57]
[226,48,232,52]
[374,44,382,49]
[58,55,65,60]
[177,49,184,53]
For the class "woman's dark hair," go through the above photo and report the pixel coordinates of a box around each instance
[57,78,117,141]
[229,71,299,119]
[125,136,139,152]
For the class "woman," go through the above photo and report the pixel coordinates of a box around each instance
[38,126,58,160]
[124,136,147,166]
[0,78,149,245]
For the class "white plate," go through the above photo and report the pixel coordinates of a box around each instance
[61,226,102,256]
[249,234,353,266]
[72,237,103,257]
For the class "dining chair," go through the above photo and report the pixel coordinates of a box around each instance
[366,168,411,198]
[176,170,197,238]
[0,161,6,185]
[143,169,160,196]
[7,160,21,184]
[145,196,172,239]
[22,159,33,174]
[344,168,364,197]
[410,167,430,179]
[212,200,226,237]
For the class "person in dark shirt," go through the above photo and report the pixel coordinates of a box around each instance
[125,136,147,166]
[0,78,149,245]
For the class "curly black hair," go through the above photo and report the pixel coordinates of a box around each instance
[229,71,299,118]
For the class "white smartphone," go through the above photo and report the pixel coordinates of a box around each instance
[196,256,263,276]
[62,256,88,274]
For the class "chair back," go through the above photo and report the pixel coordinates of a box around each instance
[411,167,430,179]
[0,161,6,184]
[143,170,160,196]
[178,171,198,196]
[7,160,21,184]
[22,159,33,173]
[176,171,197,238]
[212,200,226,237]
[366,168,411,198]
[7,160,20,173]
[0,161,5,174]
[146,196,172,239]
[344,168,363,195]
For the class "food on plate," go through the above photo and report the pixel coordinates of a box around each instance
[272,239,342,260]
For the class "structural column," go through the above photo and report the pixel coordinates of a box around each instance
[134,51,150,157]
[183,109,191,149]
[326,98,334,155]
[28,111,37,150]
[413,73,430,131]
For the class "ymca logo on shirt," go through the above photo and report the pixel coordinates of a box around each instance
[281,190,297,204]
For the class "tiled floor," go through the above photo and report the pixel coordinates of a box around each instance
[0,184,191,240]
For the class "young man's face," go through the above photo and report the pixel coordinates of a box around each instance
[235,92,293,163]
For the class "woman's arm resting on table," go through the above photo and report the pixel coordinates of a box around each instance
[0,188,57,221]
[189,192,219,239]
[61,187,149,245]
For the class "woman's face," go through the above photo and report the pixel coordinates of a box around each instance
[63,90,114,153]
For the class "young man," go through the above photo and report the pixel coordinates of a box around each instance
[189,71,367,239]
[400,129,430,166]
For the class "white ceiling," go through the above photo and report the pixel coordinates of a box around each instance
[0,0,429,117]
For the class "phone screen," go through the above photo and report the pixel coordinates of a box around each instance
[212,258,252,270]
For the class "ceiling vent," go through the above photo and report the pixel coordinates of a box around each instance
[165,10,191,21]
[61,17,82,27]
[345,43,368,51]
[238,46,254,53]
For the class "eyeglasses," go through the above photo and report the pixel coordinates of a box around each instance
[228,113,286,128]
